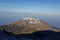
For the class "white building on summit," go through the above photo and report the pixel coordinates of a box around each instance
[22,17,41,24]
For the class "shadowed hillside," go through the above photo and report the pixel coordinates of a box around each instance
[0,29,60,40]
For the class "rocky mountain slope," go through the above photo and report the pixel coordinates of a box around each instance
[0,17,59,34]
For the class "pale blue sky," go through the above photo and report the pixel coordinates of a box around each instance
[0,0,60,15]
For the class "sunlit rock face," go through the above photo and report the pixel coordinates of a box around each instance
[0,17,59,34]
[22,17,40,25]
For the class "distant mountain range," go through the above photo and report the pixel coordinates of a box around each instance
[0,17,60,34]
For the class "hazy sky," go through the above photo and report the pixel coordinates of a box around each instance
[0,0,60,15]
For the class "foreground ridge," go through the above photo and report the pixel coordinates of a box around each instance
[0,29,60,40]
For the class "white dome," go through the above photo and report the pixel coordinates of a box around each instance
[22,17,41,24]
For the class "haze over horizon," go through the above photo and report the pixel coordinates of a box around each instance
[0,0,60,16]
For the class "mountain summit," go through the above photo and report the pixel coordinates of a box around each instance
[0,17,59,34]
[22,17,40,24]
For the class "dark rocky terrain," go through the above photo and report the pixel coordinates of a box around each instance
[0,29,60,40]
